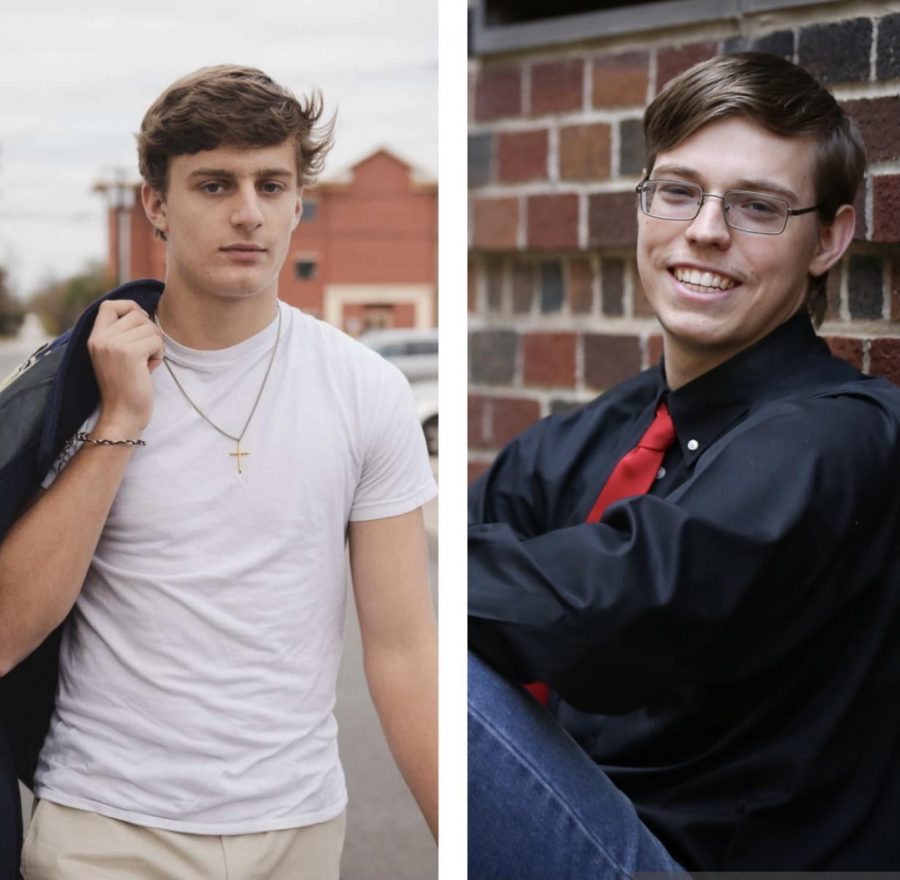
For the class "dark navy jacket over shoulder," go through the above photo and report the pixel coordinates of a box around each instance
[469,313,900,870]
[0,279,163,880]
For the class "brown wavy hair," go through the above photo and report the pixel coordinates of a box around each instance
[643,52,866,325]
[137,64,335,196]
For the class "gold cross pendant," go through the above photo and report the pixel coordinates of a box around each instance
[229,441,250,474]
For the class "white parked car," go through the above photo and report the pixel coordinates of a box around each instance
[358,328,438,382]
[410,380,438,457]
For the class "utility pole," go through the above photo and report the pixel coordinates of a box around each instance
[95,169,135,285]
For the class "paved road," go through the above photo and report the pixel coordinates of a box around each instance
[7,320,439,878]
[336,493,438,880]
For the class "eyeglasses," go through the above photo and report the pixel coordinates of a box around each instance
[635,179,819,235]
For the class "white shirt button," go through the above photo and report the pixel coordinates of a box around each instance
[656,466,666,480]
[687,439,699,451]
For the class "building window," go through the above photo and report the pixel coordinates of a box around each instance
[300,201,318,223]
[295,259,318,280]
[363,305,394,331]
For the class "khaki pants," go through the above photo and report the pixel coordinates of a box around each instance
[21,800,345,880]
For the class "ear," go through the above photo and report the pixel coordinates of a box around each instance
[809,203,855,278]
[141,183,169,238]
[291,195,303,231]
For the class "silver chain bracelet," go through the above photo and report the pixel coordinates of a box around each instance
[74,431,146,447]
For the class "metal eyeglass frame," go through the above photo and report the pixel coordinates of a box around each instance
[635,179,820,235]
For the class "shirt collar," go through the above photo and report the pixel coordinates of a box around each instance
[659,313,826,466]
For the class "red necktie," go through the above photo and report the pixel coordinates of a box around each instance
[585,399,676,523]
[524,400,676,706]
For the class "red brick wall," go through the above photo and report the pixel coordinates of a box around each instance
[105,202,165,285]
[468,5,900,478]
[280,150,438,320]
[130,207,166,282]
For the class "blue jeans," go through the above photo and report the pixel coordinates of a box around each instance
[468,651,685,880]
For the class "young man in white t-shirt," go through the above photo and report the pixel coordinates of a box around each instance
[0,65,437,880]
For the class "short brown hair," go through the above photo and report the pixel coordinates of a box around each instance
[137,64,334,195]
[642,52,866,324]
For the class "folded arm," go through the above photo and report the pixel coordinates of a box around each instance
[469,396,899,713]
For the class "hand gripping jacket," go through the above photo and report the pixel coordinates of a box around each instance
[0,279,164,880]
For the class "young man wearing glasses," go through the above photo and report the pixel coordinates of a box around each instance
[469,52,900,874]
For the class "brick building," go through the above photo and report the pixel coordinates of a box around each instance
[96,147,437,335]
[468,0,900,480]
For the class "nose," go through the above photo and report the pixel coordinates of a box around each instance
[685,193,732,248]
[230,185,264,230]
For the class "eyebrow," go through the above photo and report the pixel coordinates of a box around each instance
[651,163,800,203]
[187,167,295,180]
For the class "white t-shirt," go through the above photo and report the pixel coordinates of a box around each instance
[33,301,437,834]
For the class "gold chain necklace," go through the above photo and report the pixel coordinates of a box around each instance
[154,306,282,474]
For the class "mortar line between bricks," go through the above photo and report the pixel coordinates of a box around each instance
[870,16,878,82]
[469,110,648,135]
[883,259,892,322]
[639,332,649,372]
[562,264,573,318]
[521,61,531,116]
[517,195,527,250]
[548,124,560,183]
[473,181,641,198]
[513,324,524,387]
[583,55,592,114]
[591,252,602,318]
[866,175,874,244]
[469,385,612,411]
[476,256,487,315]
[611,116,621,178]
[469,383,541,395]
[470,316,660,333]
[832,81,900,100]
[578,193,588,250]
[529,260,540,318]
[575,329,585,393]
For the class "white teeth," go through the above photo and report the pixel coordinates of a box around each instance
[673,267,736,290]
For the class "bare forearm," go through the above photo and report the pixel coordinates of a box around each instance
[349,510,438,839]
[365,636,438,841]
[0,432,135,675]
[0,300,163,676]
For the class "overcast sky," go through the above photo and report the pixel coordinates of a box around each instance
[0,0,437,297]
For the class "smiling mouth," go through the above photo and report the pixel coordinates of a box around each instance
[671,266,739,293]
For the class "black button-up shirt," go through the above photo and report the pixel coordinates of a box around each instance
[469,314,900,870]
